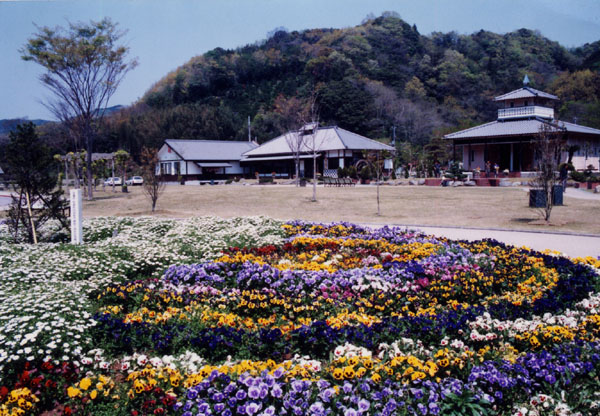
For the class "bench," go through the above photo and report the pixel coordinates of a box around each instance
[324,177,355,187]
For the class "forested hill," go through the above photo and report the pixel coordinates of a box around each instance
[99,13,600,155]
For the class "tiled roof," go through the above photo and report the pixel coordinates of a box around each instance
[494,87,558,101]
[444,119,600,140]
[165,140,258,161]
[243,126,393,158]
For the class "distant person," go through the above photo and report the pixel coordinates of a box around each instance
[559,164,568,193]
[493,162,499,178]
[485,161,491,177]
[434,161,441,178]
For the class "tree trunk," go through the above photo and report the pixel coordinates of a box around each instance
[295,159,300,187]
[312,154,317,202]
[377,152,381,216]
[86,133,93,200]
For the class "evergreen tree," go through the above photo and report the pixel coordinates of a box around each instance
[5,123,68,243]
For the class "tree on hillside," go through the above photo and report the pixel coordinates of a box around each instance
[140,147,164,212]
[21,18,138,201]
[5,123,68,243]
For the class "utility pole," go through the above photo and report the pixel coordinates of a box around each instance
[248,116,251,142]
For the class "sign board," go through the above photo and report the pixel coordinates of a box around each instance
[70,189,83,244]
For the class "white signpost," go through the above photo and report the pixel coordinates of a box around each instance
[70,189,83,244]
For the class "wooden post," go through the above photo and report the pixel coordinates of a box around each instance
[70,189,83,244]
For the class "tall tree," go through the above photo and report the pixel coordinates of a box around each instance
[21,18,138,200]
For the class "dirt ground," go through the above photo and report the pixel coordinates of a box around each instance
[80,184,600,235]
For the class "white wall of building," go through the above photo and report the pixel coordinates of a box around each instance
[156,143,247,176]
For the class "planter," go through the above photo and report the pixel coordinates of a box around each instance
[552,185,563,206]
[529,186,563,208]
[425,179,443,186]
[529,189,546,208]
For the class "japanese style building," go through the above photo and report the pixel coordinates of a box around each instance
[156,139,258,183]
[240,124,394,178]
[445,77,600,173]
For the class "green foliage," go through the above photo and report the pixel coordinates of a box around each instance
[21,18,138,198]
[4,123,68,242]
[444,161,467,180]
[440,390,491,416]
[570,170,588,182]
[359,165,374,180]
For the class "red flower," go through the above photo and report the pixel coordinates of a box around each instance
[64,406,72,415]
[45,379,57,389]
[20,370,30,383]
[41,361,54,371]
[131,411,139,416]
[31,376,43,388]
[0,386,8,399]
[154,408,165,415]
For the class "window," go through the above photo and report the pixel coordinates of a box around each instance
[524,100,529,106]
[470,150,475,162]
[160,162,171,175]
[174,161,180,175]
[328,158,339,169]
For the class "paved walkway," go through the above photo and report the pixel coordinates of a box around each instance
[564,187,600,200]
[365,223,600,259]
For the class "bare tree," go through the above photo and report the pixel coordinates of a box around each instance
[140,147,165,212]
[365,149,394,216]
[301,94,324,202]
[21,18,138,201]
[275,95,309,186]
[531,123,565,222]
[284,131,305,186]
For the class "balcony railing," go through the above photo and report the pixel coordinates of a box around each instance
[498,106,554,120]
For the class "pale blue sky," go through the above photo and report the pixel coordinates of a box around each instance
[1,0,599,120]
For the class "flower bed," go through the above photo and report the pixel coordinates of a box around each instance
[1,218,600,415]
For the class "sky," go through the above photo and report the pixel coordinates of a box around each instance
[1,0,599,120]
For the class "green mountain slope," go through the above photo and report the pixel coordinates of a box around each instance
[97,14,598,156]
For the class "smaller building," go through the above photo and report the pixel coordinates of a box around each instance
[157,139,258,183]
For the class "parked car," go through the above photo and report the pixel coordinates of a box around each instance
[104,177,122,186]
[125,176,144,186]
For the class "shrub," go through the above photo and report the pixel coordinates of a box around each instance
[570,171,587,182]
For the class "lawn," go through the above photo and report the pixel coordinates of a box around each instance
[82,184,600,234]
